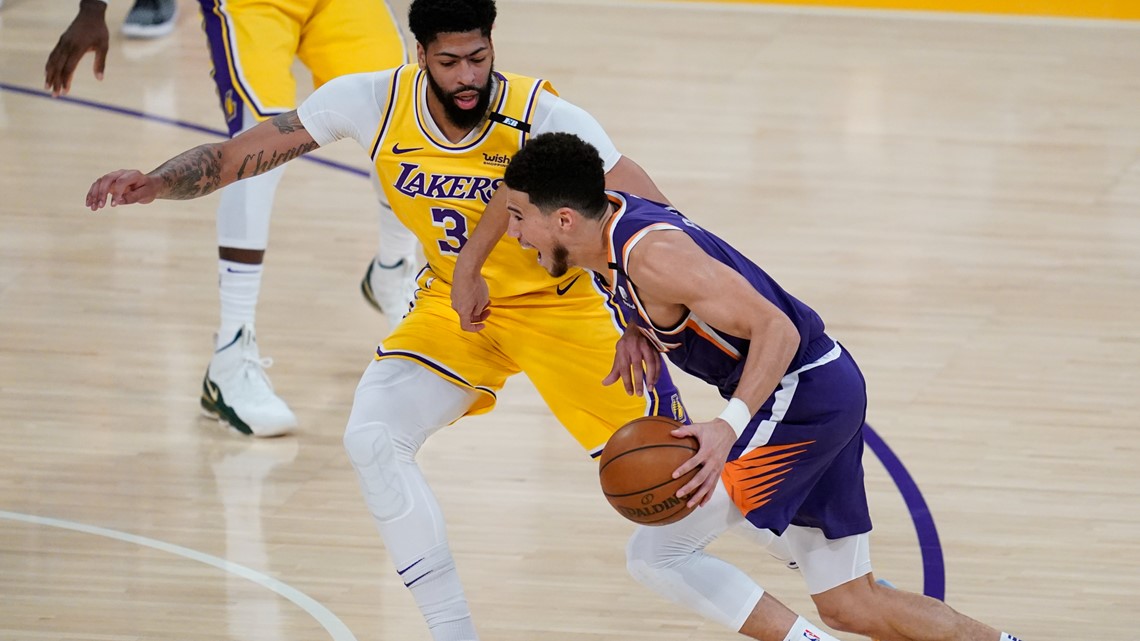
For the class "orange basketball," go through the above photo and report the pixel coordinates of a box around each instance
[598,416,699,526]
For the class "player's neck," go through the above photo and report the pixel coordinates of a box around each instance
[578,203,617,274]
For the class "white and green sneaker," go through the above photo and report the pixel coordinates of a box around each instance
[201,324,296,437]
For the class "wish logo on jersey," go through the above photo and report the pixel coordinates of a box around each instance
[392,162,502,203]
[482,152,510,167]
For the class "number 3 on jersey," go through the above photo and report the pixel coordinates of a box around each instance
[431,207,469,254]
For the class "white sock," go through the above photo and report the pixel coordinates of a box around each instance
[1000,634,1024,641]
[217,259,262,349]
[782,616,841,641]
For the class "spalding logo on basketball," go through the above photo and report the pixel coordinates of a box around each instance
[598,416,699,525]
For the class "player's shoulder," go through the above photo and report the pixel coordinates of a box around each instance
[315,68,396,95]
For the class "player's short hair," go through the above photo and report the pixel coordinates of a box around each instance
[408,0,497,46]
[504,133,609,220]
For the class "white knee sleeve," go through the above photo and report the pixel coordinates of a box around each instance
[343,359,482,641]
[342,358,477,564]
[625,484,766,632]
[216,107,285,250]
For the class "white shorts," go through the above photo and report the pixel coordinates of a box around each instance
[784,525,873,595]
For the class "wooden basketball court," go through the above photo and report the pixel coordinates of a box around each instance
[1,0,1138,639]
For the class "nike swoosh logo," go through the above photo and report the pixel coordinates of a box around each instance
[555,275,581,296]
[225,267,260,274]
[392,143,423,155]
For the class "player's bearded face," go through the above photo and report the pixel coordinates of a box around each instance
[426,65,494,130]
[545,242,571,278]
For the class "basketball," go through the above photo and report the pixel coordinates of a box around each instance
[598,416,699,526]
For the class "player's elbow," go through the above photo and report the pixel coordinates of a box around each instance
[755,312,799,362]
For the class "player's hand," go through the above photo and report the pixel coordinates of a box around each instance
[86,170,161,211]
[451,269,491,331]
[45,0,110,98]
[603,325,659,397]
[670,419,735,509]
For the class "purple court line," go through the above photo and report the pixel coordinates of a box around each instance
[0,81,947,601]
[0,82,369,178]
[863,423,945,600]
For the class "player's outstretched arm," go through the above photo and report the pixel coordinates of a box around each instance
[45,0,110,98]
[86,111,320,211]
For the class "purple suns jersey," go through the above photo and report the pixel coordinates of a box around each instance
[603,192,872,538]
[603,192,832,399]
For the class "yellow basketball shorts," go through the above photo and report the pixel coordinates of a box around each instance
[197,0,408,135]
[377,267,688,457]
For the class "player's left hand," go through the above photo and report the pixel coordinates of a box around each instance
[603,325,659,397]
[86,169,160,210]
[670,419,735,508]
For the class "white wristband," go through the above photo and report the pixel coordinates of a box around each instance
[717,397,752,437]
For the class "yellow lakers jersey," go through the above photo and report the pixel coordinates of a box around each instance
[370,65,580,299]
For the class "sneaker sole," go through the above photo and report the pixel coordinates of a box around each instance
[201,375,295,438]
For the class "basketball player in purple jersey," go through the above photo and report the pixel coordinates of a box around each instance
[499,132,1026,641]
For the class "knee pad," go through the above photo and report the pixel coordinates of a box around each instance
[342,359,478,523]
[343,420,412,522]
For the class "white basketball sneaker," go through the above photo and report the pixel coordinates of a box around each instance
[200,324,297,437]
[360,257,418,328]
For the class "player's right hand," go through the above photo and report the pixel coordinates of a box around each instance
[669,419,735,509]
[45,0,110,98]
[451,271,491,332]
[86,170,160,211]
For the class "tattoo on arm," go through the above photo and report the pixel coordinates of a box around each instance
[150,143,224,200]
[271,111,304,134]
[235,141,320,180]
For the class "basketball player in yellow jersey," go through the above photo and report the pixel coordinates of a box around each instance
[84,1,729,638]
[47,0,419,438]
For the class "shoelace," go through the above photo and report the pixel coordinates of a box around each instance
[240,353,276,390]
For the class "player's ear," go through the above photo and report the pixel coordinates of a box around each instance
[556,207,575,231]
[416,43,426,69]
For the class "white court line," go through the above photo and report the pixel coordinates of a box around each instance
[0,510,358,641]
[505,0,1140,29]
